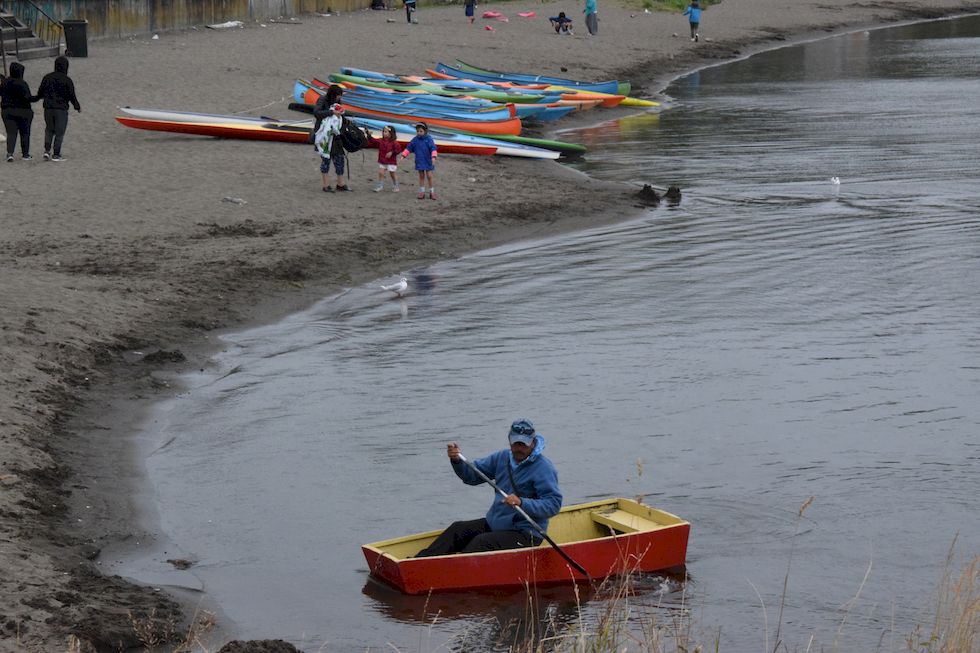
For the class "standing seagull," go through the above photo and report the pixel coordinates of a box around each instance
[381,277,409,298]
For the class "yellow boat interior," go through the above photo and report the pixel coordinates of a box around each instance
[363,497,687,561]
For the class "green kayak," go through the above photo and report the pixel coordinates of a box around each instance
[328,73,549,105]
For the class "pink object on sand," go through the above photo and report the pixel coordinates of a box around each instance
[517,11,536,17]
[484,24,495,30]
[496,15,509,21]
[482,10,501,17]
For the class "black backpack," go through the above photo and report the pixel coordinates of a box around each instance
[338,117,366,153]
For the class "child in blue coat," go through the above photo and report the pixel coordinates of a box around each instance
[549,12,573,35]
[683,0,701,42]
[401,121,438,200]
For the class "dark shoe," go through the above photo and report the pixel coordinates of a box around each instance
[323,186,334,192]
[51,154,65,162]
[336,185,352,192]
[22,154,33,161]
[4,154,12,163]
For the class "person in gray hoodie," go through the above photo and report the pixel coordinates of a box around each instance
[1,62,40,161]
[35,56,81,161]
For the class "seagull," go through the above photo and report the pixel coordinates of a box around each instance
[381,277,408,298]
[831,176,840,185]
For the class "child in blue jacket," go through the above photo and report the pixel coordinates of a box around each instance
[683,0,701,42]
[401,121,438,200]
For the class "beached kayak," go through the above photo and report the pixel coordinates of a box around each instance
[362,497,689,594]
[116,107,562,159]
[441,60,631,96]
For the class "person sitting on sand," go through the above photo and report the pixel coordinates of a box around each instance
[549,12,574,35]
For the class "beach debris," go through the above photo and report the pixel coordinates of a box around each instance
[167,558,194,570]
[151,34,159,40]
[381,277,409,298]
[222,196,247,205]
[468,177,477,182]
[484,24,494,30]
[518,11,536,17]
[143,349,187,364]
[206,20,245,29]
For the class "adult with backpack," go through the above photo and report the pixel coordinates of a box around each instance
[310,84,344,144]
[314,103,351,192]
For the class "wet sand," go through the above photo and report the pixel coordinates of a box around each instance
[2,0,978,649]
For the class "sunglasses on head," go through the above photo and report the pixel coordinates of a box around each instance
[510,423,535,436]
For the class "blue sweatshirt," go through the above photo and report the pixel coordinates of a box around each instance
[404,133,438,171]
[452,437,562,535]
[683,5,701,22]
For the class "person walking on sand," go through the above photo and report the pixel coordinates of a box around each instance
[404,0,417,23]
[464,0,476,24]
[365,124,401,192]
[401,121,438,200]
[683,0,701,42]
[314,103,351,193]
[583,0,598,36]
[1,62,40,162]
[36,56,81,162]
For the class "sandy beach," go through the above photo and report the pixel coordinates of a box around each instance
[2,0,978,649]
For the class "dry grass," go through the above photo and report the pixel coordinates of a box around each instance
[494,498,977,653]
[905,543,979,653]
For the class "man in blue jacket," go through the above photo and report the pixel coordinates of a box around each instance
[416,418,562,556]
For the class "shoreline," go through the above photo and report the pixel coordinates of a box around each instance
[3,1,979,649]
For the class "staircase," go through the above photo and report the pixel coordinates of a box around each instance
[1,6,61,65]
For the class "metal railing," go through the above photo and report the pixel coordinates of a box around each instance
[0,0,63,56]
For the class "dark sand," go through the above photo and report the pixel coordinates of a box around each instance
[2,0,978,649]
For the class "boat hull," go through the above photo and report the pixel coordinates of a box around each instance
[362,497,689,594]
[115,107,501,155]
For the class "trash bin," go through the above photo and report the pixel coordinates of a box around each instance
[62,19,88,57]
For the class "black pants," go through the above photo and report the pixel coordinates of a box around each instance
[44,108,69,156]
[2,108,33,157]
[405,0,415,22]
[415,518,541,557]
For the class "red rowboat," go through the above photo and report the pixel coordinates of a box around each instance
[362,497,689,594]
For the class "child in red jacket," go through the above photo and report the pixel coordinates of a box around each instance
[365,125,402,192]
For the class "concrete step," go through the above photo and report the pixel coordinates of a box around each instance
[5,43,60,60]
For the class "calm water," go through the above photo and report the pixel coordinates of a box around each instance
[121,17,980,652]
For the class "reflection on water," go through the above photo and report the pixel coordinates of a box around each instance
[128,16,980,653]
[363,568,689,651]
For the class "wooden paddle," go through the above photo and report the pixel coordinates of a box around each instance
[457,453,592,581]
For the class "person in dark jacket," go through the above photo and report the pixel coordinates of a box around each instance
[1,62,40,162]
[311,84,343,146]
[36,56,81,161]
[415,418,563,556]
